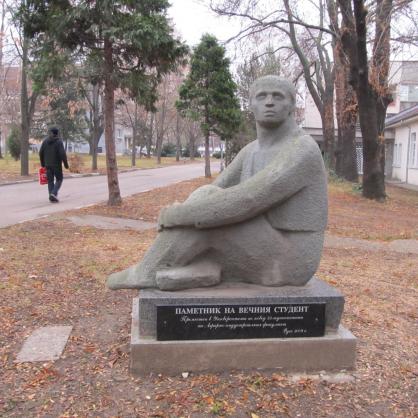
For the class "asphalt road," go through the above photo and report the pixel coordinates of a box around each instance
[0,162,219,228]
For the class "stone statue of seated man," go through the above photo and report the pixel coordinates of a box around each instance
[107,75,328,291]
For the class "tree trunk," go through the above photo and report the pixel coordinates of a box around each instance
[92,143,98,170]
[175,113,181,162]
[322,90,335,168]
[146,113,153,158]
[189,129,196,161]
[334,40,358,182]
[91,123,102,171]
[371,0,393,195]
[131,126,137,167]
[190,143,195,160]
[204,132,211,177]
[335,93,358,182]
[0,1,4,159]
[20,37,30,176]
[91,83,102,171]
[156,102,166,164]
[103,36,122,206]
[358,91,385,199]
[156,133,163,165]
[338,0,388,200]
[131,102,138,167]
[355,0,387,200]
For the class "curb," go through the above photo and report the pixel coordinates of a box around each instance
[0,168,143,187]
[0,172,102,187]
[0,161,206,187]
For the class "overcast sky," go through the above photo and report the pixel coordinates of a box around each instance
[167,0,241,48]
[167,0,418,64]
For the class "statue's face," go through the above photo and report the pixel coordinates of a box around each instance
[250,81,295,128]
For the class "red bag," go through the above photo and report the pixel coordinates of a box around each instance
[39,167,48,185]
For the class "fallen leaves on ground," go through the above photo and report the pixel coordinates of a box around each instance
[0,177,417,417]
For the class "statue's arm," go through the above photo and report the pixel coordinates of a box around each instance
[212,145,248,188]
[160,143,322,229]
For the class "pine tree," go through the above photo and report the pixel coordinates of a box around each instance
[20,0,187,205]
[176,34,241,177]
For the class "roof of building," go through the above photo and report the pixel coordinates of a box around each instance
[385,104,418,128]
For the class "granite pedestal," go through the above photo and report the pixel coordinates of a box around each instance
[130,278,356,376]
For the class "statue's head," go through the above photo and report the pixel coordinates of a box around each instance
[249,75,296,128]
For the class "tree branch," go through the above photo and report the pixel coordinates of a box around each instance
[211,7,336,37]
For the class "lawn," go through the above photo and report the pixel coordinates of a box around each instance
[0,153,201,184]
[0,178,417,417]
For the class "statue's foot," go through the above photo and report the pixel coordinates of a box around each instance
[156,260,221,291]
[107,265,155,290]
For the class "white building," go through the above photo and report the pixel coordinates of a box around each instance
[67,123,133,155]
[302,61,418,174]
[384,105,418,186]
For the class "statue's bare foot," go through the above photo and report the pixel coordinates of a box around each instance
[156,260,221,291]
[107,265,155,290]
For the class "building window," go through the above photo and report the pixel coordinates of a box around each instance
[409,132,417,167]
[407,86,418,102]
[399,85,418,102]
[394,143,402,167]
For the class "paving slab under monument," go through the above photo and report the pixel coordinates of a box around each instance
[65,215,418,255]
[16,326,72,362]
[67,215,157,231]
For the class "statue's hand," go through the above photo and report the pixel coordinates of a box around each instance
[158,185,222,231]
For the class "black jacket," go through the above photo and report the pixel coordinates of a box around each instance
[39,135,69,169]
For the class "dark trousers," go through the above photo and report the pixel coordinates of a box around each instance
[46,166,63,196]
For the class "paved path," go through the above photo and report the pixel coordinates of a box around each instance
[324,234,418,255]
[64,214,418,255]
[0,163,219,228]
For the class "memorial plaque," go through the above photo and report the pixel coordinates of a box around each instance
[157,303,325,341]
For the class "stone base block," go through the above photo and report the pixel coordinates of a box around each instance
[130,298,356,376]
[137,277,345,336]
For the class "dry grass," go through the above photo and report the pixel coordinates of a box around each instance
[0,178,417,417]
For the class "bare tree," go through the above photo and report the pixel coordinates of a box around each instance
[19,34,38,176]
[0,0,5,158]
[154,73,182,164]
[184,118,201,160]
[283,0,336,167]
[174,111,182,162]
[116,95,150,166]
[327,0,358,181]
[81,82,104,171]
[146,111,154,158]
[337,0,393,200]
[3,1,40,175]
[212,0,337,168]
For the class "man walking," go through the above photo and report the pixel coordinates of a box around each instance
[39,127,69,202]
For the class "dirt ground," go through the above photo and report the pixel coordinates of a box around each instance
[0,179,417,417]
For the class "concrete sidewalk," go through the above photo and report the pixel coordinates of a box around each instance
[0,162,220,228]
[386,180,418,193]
